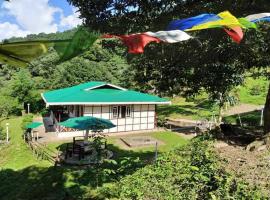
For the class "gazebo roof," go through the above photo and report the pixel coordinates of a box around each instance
[42,81,171,106]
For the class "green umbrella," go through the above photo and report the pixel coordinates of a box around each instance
[26,122,43,129]
[59,116,116,140]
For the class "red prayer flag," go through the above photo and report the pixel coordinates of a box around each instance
[102,33,161,53]
[224,26,244,44]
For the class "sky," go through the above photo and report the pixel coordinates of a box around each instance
[0,0,82,40]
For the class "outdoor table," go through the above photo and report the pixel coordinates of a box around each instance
[75,140,94,153]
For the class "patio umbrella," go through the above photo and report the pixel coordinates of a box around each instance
[59,116,116,140]
[25,122,43,141]
[26,122,43,129]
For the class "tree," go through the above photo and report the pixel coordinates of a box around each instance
[9,69,36,111]
[0,95,22,117]
[69,0,270,141]
[68,0,270,33]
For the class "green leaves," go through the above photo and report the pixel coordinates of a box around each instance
[109,136,267,200]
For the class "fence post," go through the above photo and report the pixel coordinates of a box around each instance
[154,142,158,163]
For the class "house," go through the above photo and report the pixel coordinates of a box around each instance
[41,81,171,137]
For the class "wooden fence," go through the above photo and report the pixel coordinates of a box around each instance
[25,138,59,165]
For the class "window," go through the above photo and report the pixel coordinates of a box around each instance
[111,105,132,119]
[112,106,118,118]
[126,106,131,117]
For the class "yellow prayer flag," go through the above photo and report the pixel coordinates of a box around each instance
[186,11,242,31]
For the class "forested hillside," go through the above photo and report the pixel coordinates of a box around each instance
[0,28,131,116]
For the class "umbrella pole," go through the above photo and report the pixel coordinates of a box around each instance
[85,129,89,141]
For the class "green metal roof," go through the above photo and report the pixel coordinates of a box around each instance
[42,82,170,105]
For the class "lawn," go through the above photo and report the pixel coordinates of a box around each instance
[157,94,219,121]
[157,76,268,121]
[46,131,189,163]
[237,76,268,105]
[223,110,262,126]
[0,116,189,199]
[0,117,51,170]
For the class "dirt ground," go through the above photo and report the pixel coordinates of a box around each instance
[215,141,270,195]
[224,103,264,116]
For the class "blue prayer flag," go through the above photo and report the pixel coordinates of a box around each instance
[167,13,220,31]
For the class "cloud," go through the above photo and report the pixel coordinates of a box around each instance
[2,0,61,34]
[0,22,30,40]
[60,7,82,29]
[0,0,82,41]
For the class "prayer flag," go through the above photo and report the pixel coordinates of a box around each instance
[145,30,192,43]
[187,11,242,31]
[224,27,243,43]
[246,13,270,22]
[167,14,220,31]
[102,34,161,54]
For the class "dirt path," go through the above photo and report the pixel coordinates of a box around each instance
[224,103,263,116]
[215,142,270,195]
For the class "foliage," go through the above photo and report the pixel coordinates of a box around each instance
[0,117,51,169]
[109,137,267,200]
[238,77,268,105]
[21,114,34,131]
[0,116,266,199]
[0,28,131,116]
[27,40,130,90]
[68,0,270,34]
[156,114,167,127]
[0,95,22,117]
[69,0,270,128]
[224,110,262,126]
[9,68,34,104]
[0,126,5,141]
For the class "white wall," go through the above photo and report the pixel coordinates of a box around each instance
[83,104,156,133]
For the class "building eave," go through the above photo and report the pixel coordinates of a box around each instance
[45,101,171,106]
[41,93,49,107]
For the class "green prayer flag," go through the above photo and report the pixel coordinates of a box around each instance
[0,27,99,67]
[0,40,70,67]
[56,27,100,62]
[238,18,257,29]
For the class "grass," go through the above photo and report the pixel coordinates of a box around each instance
[157,95,218,121]
[157,76,268,121]
[0,117,51,170]
[0,116,189,199]
[46,131,189,163]
[237,77,268,105]
[109,131,189,152]
[223,110,262,126]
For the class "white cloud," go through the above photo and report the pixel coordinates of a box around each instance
[0,0,82,41]
[60,7,82,29]
[0,22,30,40]
[2,0,61,34]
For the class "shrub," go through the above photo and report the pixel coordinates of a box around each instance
[0,126,5,140]
[157,115,167,127]
[249,84,265,96]
[0,95,22,117]
[107,136,267,200]
[21,114,34,131]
